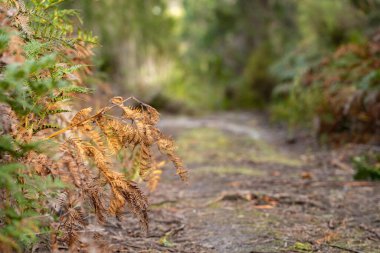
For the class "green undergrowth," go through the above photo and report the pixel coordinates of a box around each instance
[353,152,380,181]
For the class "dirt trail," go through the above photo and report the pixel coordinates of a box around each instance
[103,113,380,253]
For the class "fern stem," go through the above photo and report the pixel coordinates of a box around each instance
[46,125,72,139]
[46,96,135,139]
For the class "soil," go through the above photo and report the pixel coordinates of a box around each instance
[87,112,380,253]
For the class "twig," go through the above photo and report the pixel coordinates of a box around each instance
[249,251,278,253]
[326,244,363,253]
[331,158,352,170]
[166,224,185,237]
[359,224,380,241]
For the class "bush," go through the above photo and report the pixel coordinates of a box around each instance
[353,153,380,181]
[0,1,187,251]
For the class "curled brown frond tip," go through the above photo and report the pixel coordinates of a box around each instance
[110,96,124,105]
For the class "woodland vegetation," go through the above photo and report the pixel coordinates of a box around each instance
[0,0,379,252]
[0,1,186,251]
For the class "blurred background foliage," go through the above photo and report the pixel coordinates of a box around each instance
[69,0,380,142]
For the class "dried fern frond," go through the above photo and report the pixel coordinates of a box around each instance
[114,102,159,127]
[145,106,160,125]
[82,182,106,222]
[43,96,187,236]
[57,192,87,249]
[110,96,124,105]
[108,176,149,231]
[121,124,144,148]
[157,136,188,182]
[147,161,165,192]
[70,107,92,127]
[83,126,105,154]
[83,144,149,230]
[60,138,87,187]
[76,121,106,154]
[60,139,106,222]
[33,124,60,134]
[95,116,125,153]
[119,105,145,122]
[24,151,58,176]
[136,144,152,180]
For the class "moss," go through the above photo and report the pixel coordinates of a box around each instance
[207,201,222,209]
[251,155,302,167]
[150,200,179,209]
[194,166,265,176]
[292,242,313,252]
[251,140,303,167]
[177,127,302,168]
[176,128,233,164]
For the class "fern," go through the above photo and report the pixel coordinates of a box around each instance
[46,96,188,234]
[23,40,48,59]
[0,0,98,250]
[0,29,9,52]
[59,86,92,95]
[33,124,60,134]
[0,1,186,251]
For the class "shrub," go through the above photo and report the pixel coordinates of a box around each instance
[0,1,187,251]
[353,152,380,181]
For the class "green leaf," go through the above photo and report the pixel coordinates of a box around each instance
[0,29,9,53]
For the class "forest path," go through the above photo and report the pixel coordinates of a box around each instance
[105,113,380,253]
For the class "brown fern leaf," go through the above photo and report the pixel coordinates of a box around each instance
[96,115,143,152]
[110,96,124,105]
[134,119,152,145]
[60,138,87,187]
[136,144,152,180]
[83,182,106,222]
[78,122,106,154]
[66,138,86,162]
[130,117,153,144]
[120,106,144,121]
[108,99,186,181]
[60,139,106,222]
[147,161,164,192]
[83,144,148,230]
[157,136,188,182]
[105,97,160,145]
[121,124,143,148]
[25,151,58,176]
[86,127,106,153]
[66,108,104,152]
[110,95,159,126]
[145,106,160,125]
[109,177,149,231]
[97,116,124,150]
[95,116,123,153]
[43,96,187,235]
[70,107,92,127]
[57,192,87,249]
[82,142,119,182]
[117,102,159,126]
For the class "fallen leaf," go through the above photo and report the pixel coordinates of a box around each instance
[316,232,339,244]
[254,205,274,209]
[343,181,371,187]
[300,172,313,180]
